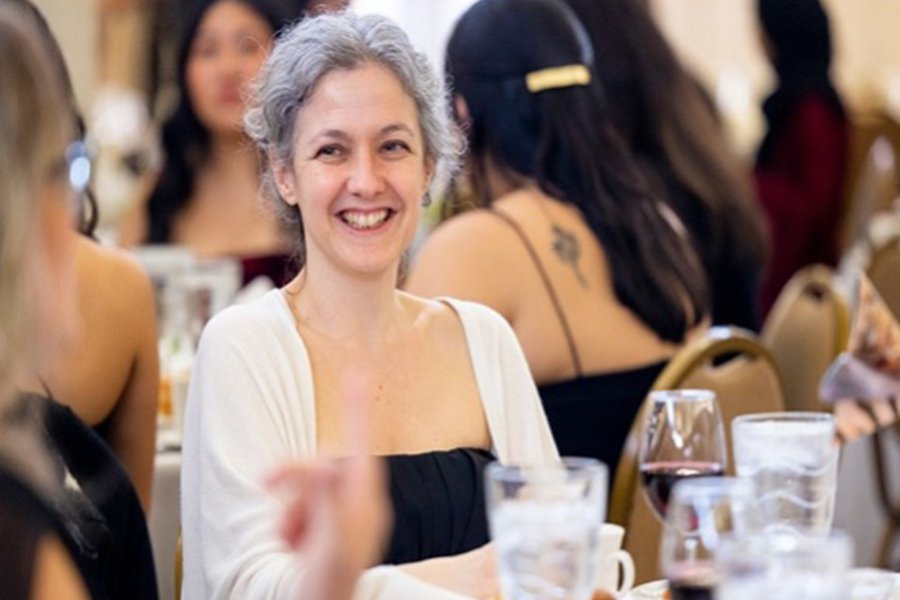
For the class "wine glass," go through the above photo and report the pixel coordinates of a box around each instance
[638,389,727,522]
[661,476,761,600]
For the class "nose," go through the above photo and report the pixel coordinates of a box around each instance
[346,149,385,199]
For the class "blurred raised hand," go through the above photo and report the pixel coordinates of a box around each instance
[266,373,392,600]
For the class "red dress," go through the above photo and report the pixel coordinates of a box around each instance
[754,92,848,315]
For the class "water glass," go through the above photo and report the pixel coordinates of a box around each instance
[715,530,853,600]
[486,458,607,600]
[731,412,838,537]
[660,476,760,600]
[848,568,896,600]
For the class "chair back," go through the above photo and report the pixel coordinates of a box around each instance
[761,265,850,412]
[840,111,900,254]
[866,233,900,321]
[609,326,785,584]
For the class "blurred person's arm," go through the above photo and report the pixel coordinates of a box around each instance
[31,534,89,600]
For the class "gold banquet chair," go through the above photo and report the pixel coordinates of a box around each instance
[609,326,785,584]
[761,264,850,413]
[839,110,900,254]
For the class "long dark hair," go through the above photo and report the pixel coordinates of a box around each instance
[563,0,769,327]
[447,0,708,343]
[756,0,844,167]
[145,0,295,243]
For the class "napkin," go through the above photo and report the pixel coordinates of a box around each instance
[819,274,900,403]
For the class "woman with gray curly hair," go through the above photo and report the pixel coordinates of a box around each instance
[181,10,558,600]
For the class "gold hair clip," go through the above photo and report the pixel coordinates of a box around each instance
[525,64,591,93]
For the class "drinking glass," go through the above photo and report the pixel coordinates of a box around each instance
[638,390,727,521]
[716,530,853,600]
[660,476,760,600]
[731,412,839,537]
[847,568,896,600]
[486,457,607,600]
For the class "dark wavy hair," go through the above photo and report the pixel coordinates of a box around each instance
[563,0,769,329]
[447,0,708,343]
[145,0,297,243]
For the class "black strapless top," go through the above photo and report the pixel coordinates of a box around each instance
[539,361,667,477]
[383,448,494,564]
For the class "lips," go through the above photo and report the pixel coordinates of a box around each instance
[338,208,394,230]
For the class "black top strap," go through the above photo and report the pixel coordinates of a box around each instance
[487,208,583,376]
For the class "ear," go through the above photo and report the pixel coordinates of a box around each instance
[270,153,299,206]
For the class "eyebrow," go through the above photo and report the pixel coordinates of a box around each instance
[309,123,417,143]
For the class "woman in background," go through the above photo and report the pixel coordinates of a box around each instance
[408,0,708,475]
[119,0,296,286]
[754,0,848,315]
[563,0,769,330]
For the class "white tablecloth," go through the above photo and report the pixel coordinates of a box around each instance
[150,451,182,600]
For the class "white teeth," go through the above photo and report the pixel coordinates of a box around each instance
[341,209,390,229]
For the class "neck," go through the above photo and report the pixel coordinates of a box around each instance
[286,262,407,349]
[206,132,259,179]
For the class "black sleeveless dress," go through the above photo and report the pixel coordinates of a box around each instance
[0,465,80,599]
[11,393,158,599]
[382,448,494,564]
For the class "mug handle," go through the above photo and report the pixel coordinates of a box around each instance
[611,549,635,593]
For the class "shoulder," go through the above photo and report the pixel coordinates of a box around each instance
[76,239,156,329]
[79,239,152,292]
[198,289,300,365]
[400,292,517,346]
[416,208,520,258]
[438,297,521,354]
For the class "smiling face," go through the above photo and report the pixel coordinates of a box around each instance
[274,62,433,280]
[185,0,273,135]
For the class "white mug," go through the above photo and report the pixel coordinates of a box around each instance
[596,523,635,594]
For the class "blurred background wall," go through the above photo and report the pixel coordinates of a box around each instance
[34,0,900,149]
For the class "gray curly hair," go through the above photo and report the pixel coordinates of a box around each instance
[244,11,462,265]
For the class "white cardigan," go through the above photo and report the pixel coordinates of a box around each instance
[180,290,559,599]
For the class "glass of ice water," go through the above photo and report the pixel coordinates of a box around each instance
[486,457,607,600]
[715,530,853,600]
[731,412,839,537]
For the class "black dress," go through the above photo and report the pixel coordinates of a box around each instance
[0,465,80,599]
[539,362,666,475]
[12,393,158,599]
[383,448,494,564]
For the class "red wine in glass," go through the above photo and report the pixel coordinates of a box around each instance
[669,581,714,600]
[668,561,717,600]
[639,461,725,519]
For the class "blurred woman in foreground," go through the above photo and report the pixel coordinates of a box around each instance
[0,3,91,598]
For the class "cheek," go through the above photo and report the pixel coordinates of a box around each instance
[186,61,213,109]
